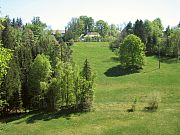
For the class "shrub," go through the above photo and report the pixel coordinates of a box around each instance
[69,39,74,45]
[144,96,158,111]
[127,97,137,112]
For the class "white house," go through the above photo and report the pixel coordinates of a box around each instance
[80,32,101,41]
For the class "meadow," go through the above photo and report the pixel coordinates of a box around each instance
[0,42,179,135]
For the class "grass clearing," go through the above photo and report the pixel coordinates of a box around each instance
[0,42,180,135]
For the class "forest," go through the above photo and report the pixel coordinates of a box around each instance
[0,16,95,116]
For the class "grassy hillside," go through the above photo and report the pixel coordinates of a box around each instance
[0,42,180,135]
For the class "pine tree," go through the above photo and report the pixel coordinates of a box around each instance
[133,19,146,43]
[82,59,92,81]
[2,24,16,49]
[16,28,34,110]
[3,53,22,113]
[80,59,94,111]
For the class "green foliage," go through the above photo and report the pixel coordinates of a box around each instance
[79,16,94,34]
[2,25,17,49]
[69,39,74,45]
[125,21,133,35]
[28,54,52,109]
[65,16,118,42]
[109,33,122,51]
[108,24,118,37]
[28,54,51,91]
[95,20,109,37]
[82,59,92,81]
[44,60,95,112]
[26,17,46,39]
[170,28,180,59]
[161,26,180,58]
[64,17,84,41]
[79,59,95,111]
[119,34,145,68]
[46,78,60,111]
[110,18,169,56]
[0,17,95,115]
[2,55,22,112]
[0,46,12,82]
[133,19,146,43]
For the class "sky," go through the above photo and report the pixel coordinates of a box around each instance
[0,0,179,30]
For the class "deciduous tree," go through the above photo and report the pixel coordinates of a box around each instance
[119,34,145,68]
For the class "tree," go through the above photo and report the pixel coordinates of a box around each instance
[133,19,146,43]
[11,18,23,28]
[125,21,133,35]
[170,28,180,60]
[162,26,172,56]
[26,17,46,39]
[80,16,94,34]
[0,46,12,82]
[28,54,52,109]
[0,18,12,80]
[119,34,145,68]
[81,59,92,81]
[152,18,163,54]
[46,78,60,111]
[95,20,109,37]
[143,20,154,54]
[143,18,163,55]
[3,54,22,113]
[2,23,17,49]
[54,61,75,107]
[0,18,13,114]
[108,24,118,37]
[16,28,34,110]
[64,18,84,41]
[80,59,95,111]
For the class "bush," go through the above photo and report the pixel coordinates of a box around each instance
[127,98,137,112]
[69,39,74,45]
[144,96,158,111]
[102,36,116,42]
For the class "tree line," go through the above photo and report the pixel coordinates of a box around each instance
[63,16,119,42]
[110,18,180,59]
[0,16,95,116]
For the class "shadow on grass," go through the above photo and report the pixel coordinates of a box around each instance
[103,56,120,63]
[26,110,82,124]
[0,112,33,124]
[110,57,120,62]
[141,109,158,113]
[104,65,141,77]
[0,109,83,124]
[160,57,179,64]
[152,55,179,64]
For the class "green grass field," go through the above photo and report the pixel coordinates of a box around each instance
[0,42,180,135]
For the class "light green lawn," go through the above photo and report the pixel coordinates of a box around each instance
[0,42,180,135]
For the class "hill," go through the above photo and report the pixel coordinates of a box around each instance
[0,42,179,135]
